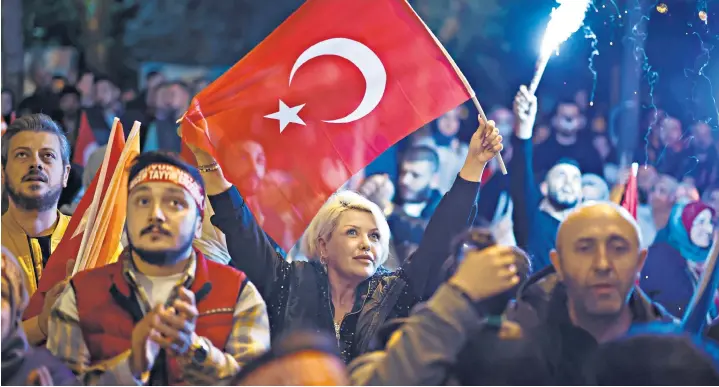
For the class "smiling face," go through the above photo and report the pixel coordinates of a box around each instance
[320,209,384,282]
[126,181,201,266]
[552,203,646,318]
[3,131,70,211]
[690,209,715,248]
[545,163,583,209]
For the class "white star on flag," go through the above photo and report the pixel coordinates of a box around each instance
[265,100,306,133]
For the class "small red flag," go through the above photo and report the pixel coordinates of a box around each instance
[25,121,126,320]
[180,0,472,249]
[72,111,99,166]
[622,163,639,219]
[10,111,16,123]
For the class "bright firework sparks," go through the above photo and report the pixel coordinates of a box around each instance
[529,0,593,94]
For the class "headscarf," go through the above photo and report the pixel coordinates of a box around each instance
[1,247,30,383]
[655,200,715,263]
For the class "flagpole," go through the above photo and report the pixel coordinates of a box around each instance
[403,1,507,175]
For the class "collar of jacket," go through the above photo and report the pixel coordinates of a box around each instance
[1,210,71,295]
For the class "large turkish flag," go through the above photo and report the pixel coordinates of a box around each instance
[180,0,472,250]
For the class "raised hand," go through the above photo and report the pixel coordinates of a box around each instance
[513,85,538,140]
[358,174,395,213]
[459,117,504,182]
[449,245,521,302]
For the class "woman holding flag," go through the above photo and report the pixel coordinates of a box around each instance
[192,118,504,363]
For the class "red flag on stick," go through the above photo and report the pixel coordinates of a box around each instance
[622,163,639,219]
[24,119,129,320]
[72,111,99,166]
[180,0,472,250]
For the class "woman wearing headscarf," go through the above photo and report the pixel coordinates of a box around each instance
[1,247,77,386]
[189,119,503,363]
[641,200,717,318]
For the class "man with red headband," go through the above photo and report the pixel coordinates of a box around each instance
[46,151,270,385]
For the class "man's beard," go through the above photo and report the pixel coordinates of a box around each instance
[4,179,62,212]
[400,185,432,204]
[547,190,578,210]
[127,232,194,266]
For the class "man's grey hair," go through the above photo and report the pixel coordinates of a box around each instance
[1,113,71,167]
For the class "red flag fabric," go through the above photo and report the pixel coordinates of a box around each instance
[10,111,16,123]
[72,111,99,166]
[24,122,126,320]
[180,0,472,250]
[622,163,639,219]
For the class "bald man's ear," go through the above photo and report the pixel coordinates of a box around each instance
[549,249,562,281]
[540,181,548,197]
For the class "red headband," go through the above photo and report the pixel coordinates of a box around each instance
[129,163,205,216]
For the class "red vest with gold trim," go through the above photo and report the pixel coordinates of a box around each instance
[71,250,247,385]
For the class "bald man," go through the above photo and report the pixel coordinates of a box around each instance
[505,201,675,384]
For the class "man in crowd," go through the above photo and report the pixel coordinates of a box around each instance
[532,94,603,178]
[637,173,679,248]
[47,152,270,385]
[682,121,719,193]
[1,114,73,345]
[85,75,122,145]
[507,201,675,383]
[363,145,444,264]
[511,85,584,270]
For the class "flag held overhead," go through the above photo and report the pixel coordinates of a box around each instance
[179,0,473,250]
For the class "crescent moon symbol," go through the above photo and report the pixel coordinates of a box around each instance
[289,38,387,124]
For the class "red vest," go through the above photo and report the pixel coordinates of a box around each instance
[71,250,247,385]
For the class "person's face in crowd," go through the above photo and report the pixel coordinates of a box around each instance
[437,108,461,138]
[235,141,266,196]
[126,181,201,266]
[94,80,117,109]
[551,203,647,318]
[582,176,609,202]
[398,159,435,203]
[169,84,190,113]
[59,93,80,114]
[121,89,137,104]
[490,107,515,138]
[147,73,165,90]
[32,68,52,90]
[3,132,70,212]
[593,135,612,161]
[76,73,95,102]
[649,175,677,211]
[690,122,714,151]
[320,209,383,280]
[543,163,582,210]
[636,165,658,193]
[552,102,585,136]
[659,117,683,146]
[1,91,13,116]
[690,209,714,248]
[575,89,589,110]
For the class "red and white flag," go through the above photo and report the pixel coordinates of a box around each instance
[622,163,639,219]
[72,111,99,167]
[180,0,473,250]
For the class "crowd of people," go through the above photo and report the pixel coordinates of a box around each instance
[2,61,719,385]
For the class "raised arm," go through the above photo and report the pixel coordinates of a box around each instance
[402,117,504,300]
[509,86,541,249]
[189,145,287,301]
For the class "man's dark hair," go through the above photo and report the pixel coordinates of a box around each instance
[554,157,581,169]
[401,145,440,172]
[551,95,583,119]
[128,151,205,200]
[585,334,719,385]
[1,113,71,167]
[59,86,81,99]
[146,70,162,81]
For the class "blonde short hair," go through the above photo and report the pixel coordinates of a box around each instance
[301,190,391,267]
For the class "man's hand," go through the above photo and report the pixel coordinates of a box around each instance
[38,260,75,336]
[459,116,504,182]
[513,85,538,140]
[150,287,199,357]
[177,125,214,166]
[358,174,395,213]
[449,245,521,302]
[130,305,162,377]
